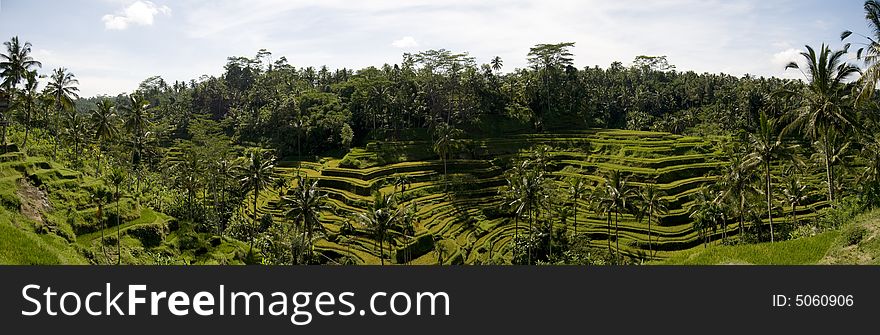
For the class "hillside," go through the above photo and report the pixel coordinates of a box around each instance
[0,144,248,265]
[657,209,880,265]
[240,129,832,264]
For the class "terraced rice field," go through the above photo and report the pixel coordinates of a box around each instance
[245,129,832,265]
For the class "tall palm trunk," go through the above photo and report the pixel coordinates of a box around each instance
[23,109,30,150]
[615,210,620,264]
[249,190,258,256]
[824,135,834,206]
[115,185,120,265]
[606,211,612,253]
[765,160,774,243]
[648,205,653,257]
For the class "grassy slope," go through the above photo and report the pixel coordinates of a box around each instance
[656,232,839,265]
[658,209,880,265]
[0,209,88,265]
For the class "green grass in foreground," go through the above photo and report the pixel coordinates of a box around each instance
[656,231,840,265]
[0,209,88,265]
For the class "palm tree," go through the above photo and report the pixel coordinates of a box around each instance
[105,167,126,265]
[780,174,810,227]
[690,187,720,248]
[637,185,668,257]
[491,56,503,73]
[433,122,461,189]
[356,192,398,265]
[282,176,330,264]
[91,99,118,174]
[0,36,42,98]
[744,111,798,242]
[121,93,150,137]
[65,109,88,165]
[16,71,39,150]
[719,148,759,238]
[841,0,880,104]
[590,183,614,254]
[391,174,411,199]
[783,44,860,205]
[89,186,112,264]
[45,68,79,159]
[236,148,276,257]
[603,170,636,263]
[566,176,588,236]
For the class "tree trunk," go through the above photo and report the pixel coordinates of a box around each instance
[648,205,653,257]
[765,161,774,243]
[824,135,834,206]
[116,185,121,265]
[249,189,257,256]
[615,210,620,264]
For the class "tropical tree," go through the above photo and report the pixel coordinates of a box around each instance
[566,176,588,236]
[636,185,668,257]
[841,0,880,104]
[602,170,636,263]
[121,93,150,137]
[91,99,118,174]
[88,186,112,263]
[780,174,810,227]
[433,122,461,189]
[783,44,860,205]
[719,147,759,238]
[744,111,798,242]
[106,167,126,265]
[16,70,39,149]
[64,108,88,165]
[236,148,276,256]
[491,56,503,73]
[690,187,720,248]
[0,36,42,97]
[282,176,330,264]
[356,192,398,265]
[45,68,79,159]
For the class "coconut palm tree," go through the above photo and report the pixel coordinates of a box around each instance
[391,174,411,200]
[16,70,39,150]
[282,176,330,264]
[719,147,759,238]
[491,56,503,73]
[64,109,88,165]
[780,174,810,227]
[590,182,614,254]
[566,176,588,236]
[0,36,42,97]
[744,111,799,242]
[636,185,668,257]
[236,148,276,257]
[356,192,398,265]
[45,68,79,159]
[106,167,126,265]
[91,99,118,174]
[603,170,637,263]
[690,187,721,248]
[433,122,461,190]
[783,44,860,205]
[841,0,880,104]
[121,93,150,137]
[89,186,112,264]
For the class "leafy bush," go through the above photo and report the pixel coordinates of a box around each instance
[842,225,868,246]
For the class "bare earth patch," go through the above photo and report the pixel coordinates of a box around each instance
[16,179,51,224]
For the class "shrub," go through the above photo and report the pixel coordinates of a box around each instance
[842,225,868,246]
[128,224,167,247]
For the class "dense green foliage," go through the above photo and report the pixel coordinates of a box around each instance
[4,1,880,265]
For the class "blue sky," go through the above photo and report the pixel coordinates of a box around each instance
[0,0,869,97]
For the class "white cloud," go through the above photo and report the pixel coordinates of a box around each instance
[102,1,171,30]
[391,36,419,49]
